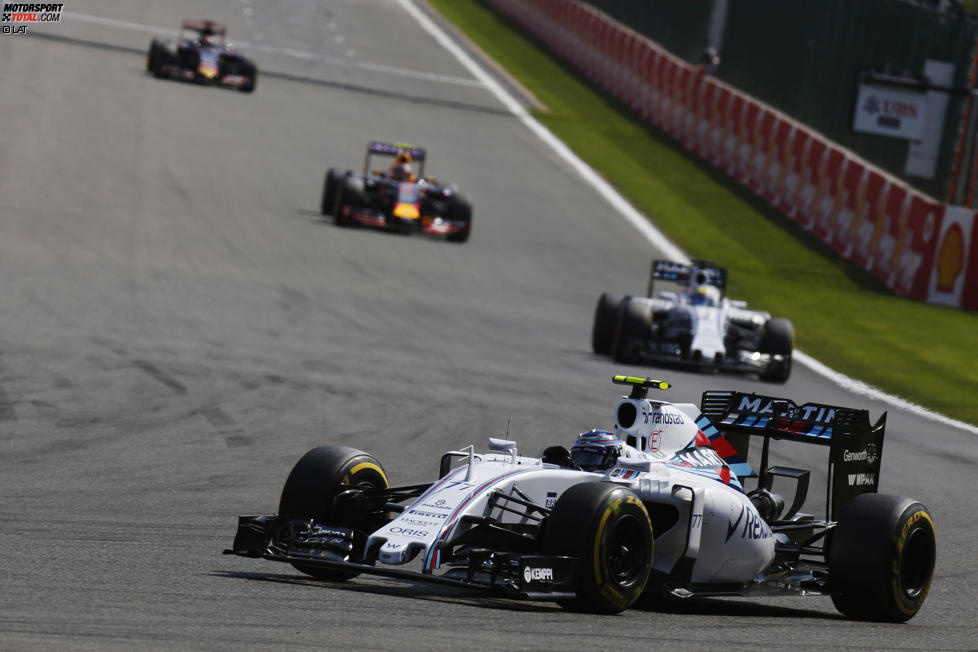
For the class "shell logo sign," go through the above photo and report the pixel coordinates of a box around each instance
[928,206,973,306]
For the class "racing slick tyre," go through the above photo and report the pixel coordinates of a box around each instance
[543,483,653,614]
[278,446,389,581]
[146,40,158,73]
[445,193,473,243]
[147,40,165,77]
[612,298,651,364]
[333,174,364,227]
[828,493,936,622]
[591,292,623,355]
[758,318,793,383]
[239,61,257,93]
[321,168,341,216]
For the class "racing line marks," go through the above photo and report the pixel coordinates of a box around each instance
[131,360,187,395]
[399,0,978,437]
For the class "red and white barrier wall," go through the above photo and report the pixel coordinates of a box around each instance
[486,0,978,309]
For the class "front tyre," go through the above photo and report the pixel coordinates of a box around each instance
[758,317,793,383]
[445,192,472,243]
[278,446,389,581]
[612,298,650,363]
[829,493,936,622]
[321,168,340,216]
[591,292,623,355]
[543,483,653,614]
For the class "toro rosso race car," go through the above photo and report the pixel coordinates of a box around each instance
[321,142,473,243]
[592,260,794,382]
[147,20,257,93]
[226,375,935,621]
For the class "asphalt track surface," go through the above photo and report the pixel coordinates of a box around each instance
[1,1,975,649]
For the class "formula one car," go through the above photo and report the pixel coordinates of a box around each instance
[592,260,794,382]
[321,142,473,243]
[147,20,257,93]
[226,375,935,621]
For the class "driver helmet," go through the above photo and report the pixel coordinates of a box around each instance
[389,152,413,181]
[200,26,218,45]
[571,430,623,472]
[690,285,720,306]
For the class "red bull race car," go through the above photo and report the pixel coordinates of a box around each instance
[321,142,473,243]
[226,375,935,621]
[147,20,257,93]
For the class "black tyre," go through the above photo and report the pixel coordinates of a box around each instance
[321,168,341,216]
[278,445,389,580]
[543,483,653,613]
[829,493,936,622]
[146,40,158,73]
[758,317,793,383]
[591,292,623,355]
[333,174,363,227]
[612,298,651,363]
[445,192,472,243]
[239,61,257,93]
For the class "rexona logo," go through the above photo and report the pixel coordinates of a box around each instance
[523,566,554,583]
[736,396,837,424]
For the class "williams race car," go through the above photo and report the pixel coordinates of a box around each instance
[226,375,935,620]
[592,259,794,382]
[321,142,473,243]
[147,20,257,93]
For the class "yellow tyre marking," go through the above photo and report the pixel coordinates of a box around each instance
[891,509,936,615]
[345,461,389,488]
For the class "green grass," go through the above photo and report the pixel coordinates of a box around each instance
[429,0,978,426]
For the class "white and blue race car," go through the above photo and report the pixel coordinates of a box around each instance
[227,376,935,620]
[592,260,794,382]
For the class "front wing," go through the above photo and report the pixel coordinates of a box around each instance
[224,515,579,600]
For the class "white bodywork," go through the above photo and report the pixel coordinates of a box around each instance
[633,291,769,364]
[367,399,775,586]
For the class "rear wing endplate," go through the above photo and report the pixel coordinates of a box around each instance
[700,390,885,520]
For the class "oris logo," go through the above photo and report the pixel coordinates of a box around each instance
[523,567,554,583]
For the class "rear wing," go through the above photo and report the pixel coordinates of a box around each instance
[364,142,427,177]
[700,390,885,521]
[647,259,727,298]
[180,20,226,42]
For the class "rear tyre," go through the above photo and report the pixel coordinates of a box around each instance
[333,174,363,227]
[758,317,793,383]
[445,193,472,243]
[829,493,936,622]
[612,298,651,363]
[543,483,653,614]
[321,168,340,216]
[591,292,623,355]
[278,446,389,581]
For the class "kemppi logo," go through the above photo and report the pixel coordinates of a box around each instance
[523,567,554,583]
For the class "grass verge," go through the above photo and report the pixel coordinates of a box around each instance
[428,0,978,426]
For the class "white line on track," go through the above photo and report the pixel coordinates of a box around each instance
[400,0,978,436]
[62,11,483,88]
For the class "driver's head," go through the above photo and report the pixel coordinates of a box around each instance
[390,152,413,180]
[571,430,623,472]
[691,285,719,306]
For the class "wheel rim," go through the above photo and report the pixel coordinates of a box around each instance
[607,514,649,588]
[900,526,935,600]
